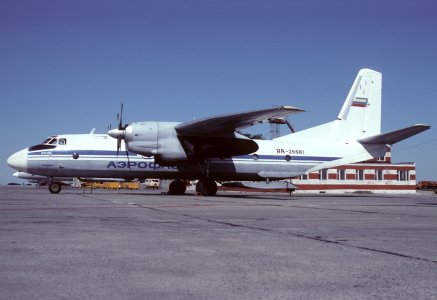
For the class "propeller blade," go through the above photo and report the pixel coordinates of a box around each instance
[118,103,124,130]
[126,149,131,170]
[116,138,121,157]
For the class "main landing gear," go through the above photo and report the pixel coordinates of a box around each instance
[196,178,217,196]
[168,159,217,196]
[167,178,218,196]
[168,180,187,195]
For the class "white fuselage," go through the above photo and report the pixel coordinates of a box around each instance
[7,132,381,181]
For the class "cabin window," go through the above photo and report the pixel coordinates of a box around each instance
[58,138,67,145]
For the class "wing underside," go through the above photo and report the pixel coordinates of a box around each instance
[175,106,304,159]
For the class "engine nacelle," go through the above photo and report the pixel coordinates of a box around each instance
[124,122,188,163]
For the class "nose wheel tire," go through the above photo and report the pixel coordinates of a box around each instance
[49,182,62,194]
[196,178,217,196]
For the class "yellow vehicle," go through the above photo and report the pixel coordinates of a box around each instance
[119,182,140,190]
[80,180,139,190]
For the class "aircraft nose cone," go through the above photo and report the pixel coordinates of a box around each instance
[7,149,28,172]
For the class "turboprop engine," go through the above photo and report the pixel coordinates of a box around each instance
[108,121,189,164]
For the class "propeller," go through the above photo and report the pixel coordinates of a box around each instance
[108,103,129,157]
[106,103,132,171]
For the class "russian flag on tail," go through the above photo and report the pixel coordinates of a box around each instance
[352,97,368,107]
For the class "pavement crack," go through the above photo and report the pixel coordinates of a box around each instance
[76,195,437,265]
[139,204,437,265]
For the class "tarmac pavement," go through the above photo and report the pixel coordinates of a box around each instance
[1,186,436,300]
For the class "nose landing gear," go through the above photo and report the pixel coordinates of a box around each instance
[48,182,62,194]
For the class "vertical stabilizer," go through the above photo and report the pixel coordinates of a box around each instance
[337,69,382,138]
[274,68,382,143]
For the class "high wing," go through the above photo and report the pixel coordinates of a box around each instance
[175,106,304,135]
[175,106,304,159]
[358,124,431,145]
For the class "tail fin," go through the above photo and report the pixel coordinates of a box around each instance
[275,68,382,142]
[278,68,430,173]
[337,68,382,139]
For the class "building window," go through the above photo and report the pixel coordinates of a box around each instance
[320,169,328,180]
[376,170,383,181]
[356,169,364,180]
[337,169,345,180]
[398,170,409,181]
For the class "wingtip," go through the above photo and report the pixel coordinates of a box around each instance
[413,124,431,129]
[278,105,305,112]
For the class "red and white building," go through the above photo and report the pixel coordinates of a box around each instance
[292,148,417,194]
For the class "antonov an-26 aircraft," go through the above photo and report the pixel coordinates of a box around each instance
[7,69,430,195]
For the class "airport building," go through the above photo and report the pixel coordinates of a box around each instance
[291,147,417,194]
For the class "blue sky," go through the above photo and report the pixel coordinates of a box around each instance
[1,0,436,184]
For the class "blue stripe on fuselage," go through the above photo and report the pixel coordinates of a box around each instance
[27,150,339,162]
[28,150,138,157]
[236,154,339,162]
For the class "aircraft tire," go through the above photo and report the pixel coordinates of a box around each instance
[196,179,217,196]
[168,180,186,195]
[49,182,62,194]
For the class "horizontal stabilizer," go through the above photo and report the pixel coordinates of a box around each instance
[306,148,383,173]
[358,124,430,145]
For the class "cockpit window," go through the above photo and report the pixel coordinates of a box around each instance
[30,136,59,152]
[42,137,52,144]
[42,136,59,145]
[58,138,66,145]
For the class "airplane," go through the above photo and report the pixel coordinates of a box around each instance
[7,69,430,195]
